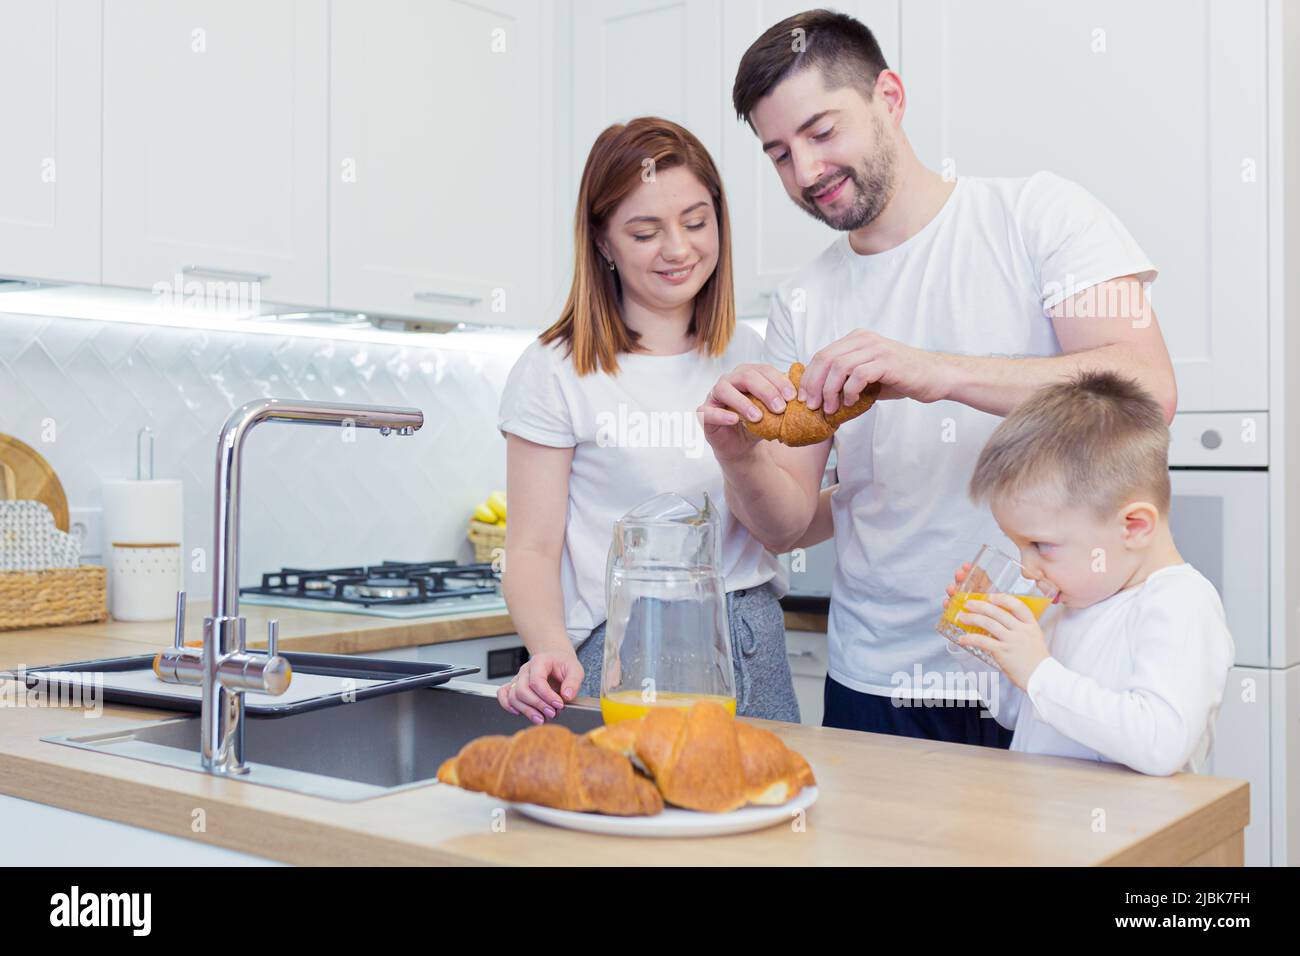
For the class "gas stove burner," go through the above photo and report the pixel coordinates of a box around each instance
[241,560,501,609]
[346,580,420,601]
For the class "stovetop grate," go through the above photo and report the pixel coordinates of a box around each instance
[240,560,501,608]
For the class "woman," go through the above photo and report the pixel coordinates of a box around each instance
[496,117,799,724]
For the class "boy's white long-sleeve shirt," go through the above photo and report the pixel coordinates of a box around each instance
[976,563,1234,776]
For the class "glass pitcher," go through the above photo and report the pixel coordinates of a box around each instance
[601,492,736,724]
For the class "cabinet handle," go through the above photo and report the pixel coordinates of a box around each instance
[414,290,482,306]
[181,264,271,282]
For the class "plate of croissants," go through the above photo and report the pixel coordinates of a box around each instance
[436,700,818,837]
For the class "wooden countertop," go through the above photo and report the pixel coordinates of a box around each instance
[1,603,827,673]
[0,600,517,671]
[0,609,1247,866]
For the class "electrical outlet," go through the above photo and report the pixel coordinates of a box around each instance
[69,506,103,562]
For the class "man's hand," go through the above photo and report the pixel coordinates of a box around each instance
[697,363,796,463]
[954,594,1050,691]
[800,330,956,414]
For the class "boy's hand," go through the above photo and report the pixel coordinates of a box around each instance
[954,593,1050,690]
[941,562,974,609]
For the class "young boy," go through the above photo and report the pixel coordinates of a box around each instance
[945,370,1234,776]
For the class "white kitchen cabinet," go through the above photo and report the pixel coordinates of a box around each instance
[900,0,1268,413]
[569,0,725,183]
[786,629,828,726]
[1199,662,1300,868]
[1203,666,1269,866]
[101,0,328,306]
[0,792,283,866]
[1274,663,1300,868]
[0,0,101,285]
[721,0,901,317]
[553,0,724,307]
[330,0,554,329]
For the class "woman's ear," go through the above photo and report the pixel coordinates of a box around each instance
[1118,500,1160,549]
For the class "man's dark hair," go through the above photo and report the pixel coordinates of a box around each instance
[732,9,889,128]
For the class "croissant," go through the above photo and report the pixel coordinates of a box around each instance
[436,723,664,816]
[743,362,880,446]
[586,700,816,813]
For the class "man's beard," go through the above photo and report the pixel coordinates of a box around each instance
[799,116,898,232]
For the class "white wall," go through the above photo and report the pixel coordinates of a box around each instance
[0,308,529,598]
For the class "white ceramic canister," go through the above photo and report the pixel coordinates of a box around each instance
[103,478,183,621]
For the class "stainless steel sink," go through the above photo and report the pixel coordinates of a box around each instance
[42,680,604,801]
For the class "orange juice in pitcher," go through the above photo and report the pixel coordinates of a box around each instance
[600,689,737,724]
[602,493,737,726]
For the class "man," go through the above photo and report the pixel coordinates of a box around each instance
[699,9,1177,746]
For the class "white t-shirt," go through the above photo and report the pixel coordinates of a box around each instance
[764,171,1157,698]
[976,564,1235,775]
[498,323,785,645]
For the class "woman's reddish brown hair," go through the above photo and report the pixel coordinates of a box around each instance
[540,117,736,376]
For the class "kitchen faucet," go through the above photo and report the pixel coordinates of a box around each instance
[153,398,424,776]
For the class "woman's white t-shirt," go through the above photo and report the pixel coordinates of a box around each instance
[498,323,785,646]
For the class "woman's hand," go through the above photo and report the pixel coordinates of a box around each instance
[497,648,585,724]
[697,363,795,464]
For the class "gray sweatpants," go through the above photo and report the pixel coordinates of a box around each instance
[574,581,801,723]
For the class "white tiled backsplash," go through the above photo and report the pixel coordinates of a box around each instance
[0,311,529,599]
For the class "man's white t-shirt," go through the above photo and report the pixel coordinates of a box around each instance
[764,171,1157,698]
[499,323,784,645]
[978,564,1235,775]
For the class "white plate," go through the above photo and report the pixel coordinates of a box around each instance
[511,786,818,838]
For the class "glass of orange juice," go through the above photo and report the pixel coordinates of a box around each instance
[936,545,1058,667]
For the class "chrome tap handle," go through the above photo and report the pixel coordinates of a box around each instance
[218,652,293,696]
[155,604,204,684]
[266,619,279,656]
[173,591,187,649]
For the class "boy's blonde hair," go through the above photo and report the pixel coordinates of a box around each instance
[969,371,1171,519]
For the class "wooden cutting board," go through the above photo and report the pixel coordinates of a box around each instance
[0,434,69,532]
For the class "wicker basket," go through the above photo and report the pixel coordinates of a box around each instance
[0,565,108,631]
[467,519,506,564]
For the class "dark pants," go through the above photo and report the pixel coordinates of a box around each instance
[822,675,1013,749]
